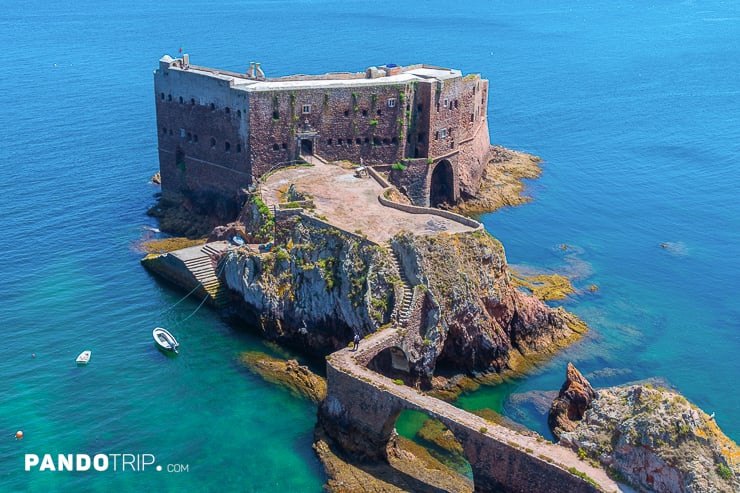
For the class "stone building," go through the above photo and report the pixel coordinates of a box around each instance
[154,55,493,208]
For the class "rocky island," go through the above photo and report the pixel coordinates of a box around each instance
[141,55,738,492]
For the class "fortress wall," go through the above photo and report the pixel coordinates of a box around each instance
[455,120,493,198]
[407,81,434,159]
[155,61,251,200]
[248,84,411,176]
[388,158,431,205]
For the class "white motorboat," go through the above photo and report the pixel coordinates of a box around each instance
[153,327,179,353]
[76,350,91,365]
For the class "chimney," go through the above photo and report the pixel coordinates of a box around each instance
[255,62,265,79]
[182,53,189,69]
[247,62,255,78]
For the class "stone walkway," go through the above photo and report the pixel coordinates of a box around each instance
[259,159,475,243]
[328,326,626,493]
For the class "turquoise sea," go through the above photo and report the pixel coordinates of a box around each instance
[1,0,738,491]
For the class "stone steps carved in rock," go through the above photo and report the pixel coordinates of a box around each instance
[387,242,414,326]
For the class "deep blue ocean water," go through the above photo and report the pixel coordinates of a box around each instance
[1,0,738,490]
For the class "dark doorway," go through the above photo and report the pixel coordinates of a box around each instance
[429,160,454,207]
[175,148,185,172]
[300,139,313,155]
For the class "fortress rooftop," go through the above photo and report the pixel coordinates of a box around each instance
[159,55,463,92]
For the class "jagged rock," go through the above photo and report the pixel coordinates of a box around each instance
[549,362,596,437]
[557,383,740,493]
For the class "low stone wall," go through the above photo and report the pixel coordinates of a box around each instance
[367,166,482,230]
[377,194,482,229]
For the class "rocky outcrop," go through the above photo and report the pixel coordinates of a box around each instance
[221,215,400,354]
[390,231,587,379]
[220,214,586,383]
[549,363,596,437]
[553,379,740,493]
[452,146,543,215]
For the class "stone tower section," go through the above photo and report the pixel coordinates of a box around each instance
[153,56,493,209]
[154,55,252,204]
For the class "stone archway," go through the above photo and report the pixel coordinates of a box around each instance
[367,346,411,383]
[429,160,454,207]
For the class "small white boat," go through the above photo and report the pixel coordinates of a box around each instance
[76,350,91,365]
[153,327,179,353]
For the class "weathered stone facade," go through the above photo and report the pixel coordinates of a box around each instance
[154,56,493,208]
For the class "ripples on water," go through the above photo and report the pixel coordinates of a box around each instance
[1,0,739,490]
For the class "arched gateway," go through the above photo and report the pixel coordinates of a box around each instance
[429,160,455,207]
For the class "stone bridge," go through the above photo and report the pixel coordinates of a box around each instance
[318,328,624,493]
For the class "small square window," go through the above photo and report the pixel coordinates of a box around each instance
[440,128,447,138]
[387,98,396,107]
[302,104,311,114]
[443,99,448,108]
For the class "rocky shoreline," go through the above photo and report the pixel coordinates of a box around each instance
[549,364,740,492]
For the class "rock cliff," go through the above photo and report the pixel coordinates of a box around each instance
[221,214,400,354]
[550,367,740,492]
[390,230,586,379]
[220,213,586,381]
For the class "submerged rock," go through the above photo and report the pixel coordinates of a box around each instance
[550,368,740,493]
[238,352,326,404]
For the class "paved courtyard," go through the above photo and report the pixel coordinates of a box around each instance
[260,159,475,243]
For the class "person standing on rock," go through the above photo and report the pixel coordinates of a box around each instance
[352,333,360,351]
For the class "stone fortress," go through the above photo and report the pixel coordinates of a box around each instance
[154,55,493,209]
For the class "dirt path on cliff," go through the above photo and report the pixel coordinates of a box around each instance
[260,160,476,243]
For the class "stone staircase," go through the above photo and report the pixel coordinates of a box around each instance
[387,242,414,327]
[182,244,229,308]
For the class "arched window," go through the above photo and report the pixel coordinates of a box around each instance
[210,137,216,148]
[224,141,231,152]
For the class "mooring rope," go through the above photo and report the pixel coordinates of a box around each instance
[166,252,230,326]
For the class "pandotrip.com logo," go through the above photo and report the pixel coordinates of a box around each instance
[24,453,189,473]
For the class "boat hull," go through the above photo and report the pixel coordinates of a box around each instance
[76,350,91,365]
[153,327,179,353]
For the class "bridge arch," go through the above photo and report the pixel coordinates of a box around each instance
[367,346,411,382]
[319,345,612,492]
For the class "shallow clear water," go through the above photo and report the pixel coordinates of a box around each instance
[1,0,738,490]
